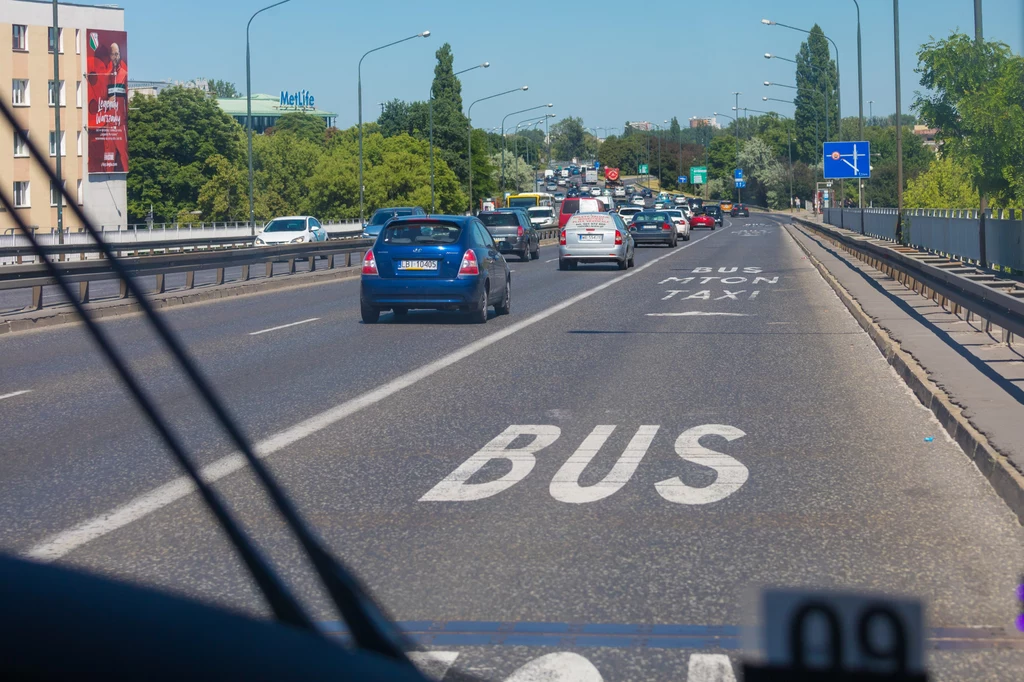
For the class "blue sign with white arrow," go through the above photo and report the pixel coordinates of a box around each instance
[823,141,871,179]
[734,168,744,180]
[594,161,600,169]
[678,175,687,184]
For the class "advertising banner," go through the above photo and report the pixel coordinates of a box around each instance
[86,29,128,173]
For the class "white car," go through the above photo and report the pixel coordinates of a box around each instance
[254,216,328,246]
[618,206,643,223]
[590,186,603,196]
[630,195,646,207]
[673,195,689,206]
[557,178,567,186]
[527,206,557,229]
[662,209,691,241]
[613,186,626,198]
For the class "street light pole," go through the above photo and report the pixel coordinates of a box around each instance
[974,0,987,266]
[430,61,488,213]
[358,30,431,225]
[247,0,292,234]
[501,103,553,194]
[762,19,841,140]
[853,0,864,217]
[893,0,904,243]
[732,92,741,203]
[468,86,528,214]
[51,0,63,242]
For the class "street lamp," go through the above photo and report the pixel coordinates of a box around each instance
[247,0,292,232]
[358,30,431,225]
[430,61,489,213]
[468,86,529,214]
[500,103,553,194]
[762,18,841,138]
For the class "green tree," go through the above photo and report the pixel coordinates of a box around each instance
[378,98,412,138]
[196,154,247,221]
[469,128,496,209]
[251,131,323,218]
[793,25,838,162]
[429,43,471,187]
[904,155,978,208]
[127,86,244,222]
[738,137,787,208]
[550,117,588,161]
[268,111,328,145]
[668,116,681,140]
[491,152,535,194]
[206,79,239,98]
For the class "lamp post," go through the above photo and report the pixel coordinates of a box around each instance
[500,103,553,194]
[765,53,830,142]
[51,0,63,241]
[892,0,904,242]
[868,100,874,123]
[430,61,489,213]
[516,116,552,191]
[247,0,292,233]
[651,121,664,189]
[468,86,528,214]
[852,0,864,215]
[762,18,841,139]
[358,30,431,225]
[716,110,740,202]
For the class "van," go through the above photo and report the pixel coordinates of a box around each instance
[558,197,607,228]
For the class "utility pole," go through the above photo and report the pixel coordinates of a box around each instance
[52,0,63,242]
[975,0,987,268]
[733,92,741,204]
[893,0,904,243]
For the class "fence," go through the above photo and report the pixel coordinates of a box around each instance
[823,207,1024,274]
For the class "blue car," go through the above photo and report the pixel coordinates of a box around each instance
[359,215,511,324]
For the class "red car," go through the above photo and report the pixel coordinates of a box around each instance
[690,213,716,229]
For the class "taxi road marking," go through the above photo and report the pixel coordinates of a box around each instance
[27,225,729,561]
[249,318,320,336]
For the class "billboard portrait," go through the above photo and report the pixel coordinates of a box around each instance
[86,29,128,173]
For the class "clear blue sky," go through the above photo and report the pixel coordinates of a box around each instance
[113,0,1022,132]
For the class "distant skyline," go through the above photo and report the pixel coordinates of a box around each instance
[109,0,1024,132]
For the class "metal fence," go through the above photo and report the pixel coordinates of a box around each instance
[822,207,1024,273]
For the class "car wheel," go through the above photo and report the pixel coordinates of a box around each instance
[568,261,579,270]
[617,257,628,270]
[494,278,511,315]
[360,302,380,324]
[469,285,488,324]
[684,232,691,241]
[392,307,408,317]
[627,252,635,268]
[530,247,540,260]
[559,258,570,271]
[520,249,529,263]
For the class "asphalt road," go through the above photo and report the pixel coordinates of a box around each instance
[1,213,1021,680]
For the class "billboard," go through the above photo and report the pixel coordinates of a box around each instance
[86,29,128,173]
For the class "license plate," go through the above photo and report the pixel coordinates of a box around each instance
[398,260,438,271]
[578,234,603,242]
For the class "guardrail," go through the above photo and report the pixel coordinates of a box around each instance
[1,227,562,313]
[793,216,1024,343]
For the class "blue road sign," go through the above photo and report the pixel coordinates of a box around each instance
[823,141,871,179]
[734,179,746,188]
[678,175,687,184]
[594,161,600,169]
[734,168,744,180]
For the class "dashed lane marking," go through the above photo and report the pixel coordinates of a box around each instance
[646,312,751,317]
[0,389,32,401]
[249,318,320,336]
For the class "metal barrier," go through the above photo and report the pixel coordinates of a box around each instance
[823,207,1024,273]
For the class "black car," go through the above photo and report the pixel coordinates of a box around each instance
[626,211,678,248]
[704,204,723,225]
[686,197,704,212]
[730,203,750,217]
[640,187,653,198]
[477,210,540,262]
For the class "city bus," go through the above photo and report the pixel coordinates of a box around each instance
[505,192,555,209]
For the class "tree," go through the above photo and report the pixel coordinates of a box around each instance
[904,155,978,208]
[738,137,787,208]
[550,117,588,161]
[251,132,323,218]
[490,152,535,194]
[377,98,412,138]
[207,79,239,98]
[429,43,471,186]
[793,25,838,162]
[268,111,327,145]
[469,128,495,208]
[196,154,248,221]
[127,86,244,223]
[668,116,681,140]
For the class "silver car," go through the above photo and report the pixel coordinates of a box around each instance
[558,212,635,271]
[661,208,691,241]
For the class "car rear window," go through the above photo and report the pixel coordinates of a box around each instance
[478,213,520,227]
[566,213,616,230]
[632,213,669,223]
[383,222,462,245]
[370,208,416,225]
[560,199,579,214]
[529,209,554,218]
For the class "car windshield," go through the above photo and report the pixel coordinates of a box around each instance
[370,208,415,225]
[382,222,461,244]
[479,213,520,227]
[262,219,306,232]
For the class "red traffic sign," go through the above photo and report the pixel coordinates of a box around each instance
[605,167,620,181]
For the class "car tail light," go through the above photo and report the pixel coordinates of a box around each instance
[361,250,378,275]
[662,222,672,231]
[559,230,566,245]
[614,230,623,245]
[517,225,524,237]
[459,249,480,276]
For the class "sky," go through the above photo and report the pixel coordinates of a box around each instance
[111,0,1023,133]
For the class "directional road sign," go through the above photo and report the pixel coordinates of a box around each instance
[690,166,707,184]
[594,161,600,169]
[823,141,871,179]
[677,176,688,184]
[734,179,746,188]
[638,164,649,174]
[734,168,744,180]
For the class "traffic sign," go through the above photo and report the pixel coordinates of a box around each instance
[690,166,707,184]
[734,179,746,188]
[823,141,871,179]
[604,167,620,182]
[594,161,600,169]
[638,164,649,174]
[677,175,687,184]
[734,168,744,179]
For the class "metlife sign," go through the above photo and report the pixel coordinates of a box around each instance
[280,90,316,108]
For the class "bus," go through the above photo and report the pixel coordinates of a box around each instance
[505,192,555,209]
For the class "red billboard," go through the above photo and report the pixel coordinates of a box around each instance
[604,167,620,182]
[86,29,128,173]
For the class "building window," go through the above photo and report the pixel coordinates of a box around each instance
[77,131,82,156]
[49,130,65,157]
[14,181,30,208]
[50,180,66,207]
[75,29,81,55]
[14,130,29,157]
[48,27,63,54]
[76,80,82,107]
[13,25,28,51]
[48,80,66,107]
[77,179,83,205]
[12,79,29,106]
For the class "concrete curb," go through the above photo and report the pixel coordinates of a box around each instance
[0,238,563,336]
[784,221,1024,525]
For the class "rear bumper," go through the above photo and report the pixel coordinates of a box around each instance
[495,236,530,254]
[558,243,628,262]
[631,231,674,245]
[360,276,483,310]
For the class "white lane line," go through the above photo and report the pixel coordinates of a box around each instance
[408,651,459,680]
[687,653,737,682]
[248,318,320,336]
[26,226,727,561]
[646,312,751,317]
[545,258,558,263]
[0,390,32,402]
